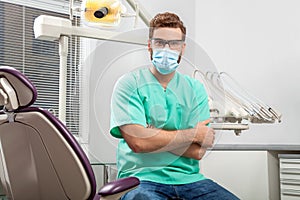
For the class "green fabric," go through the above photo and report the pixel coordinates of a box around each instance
[110,68,210,184]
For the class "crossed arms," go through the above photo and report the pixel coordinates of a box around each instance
[119,119,215,160]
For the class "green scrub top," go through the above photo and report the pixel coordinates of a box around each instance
[110,68,210,184]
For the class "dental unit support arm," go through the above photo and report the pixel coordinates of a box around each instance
[33,14,148,123]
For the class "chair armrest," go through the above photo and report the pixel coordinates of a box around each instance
[98,177,139,196]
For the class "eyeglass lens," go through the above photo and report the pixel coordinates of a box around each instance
[151,38,183,49]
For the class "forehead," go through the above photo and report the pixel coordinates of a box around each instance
[152,27,183,40]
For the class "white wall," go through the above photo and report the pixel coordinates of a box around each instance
[195,0,300,146]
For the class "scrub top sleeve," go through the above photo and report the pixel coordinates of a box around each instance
[110,73,147,138]
[190,81,211,125]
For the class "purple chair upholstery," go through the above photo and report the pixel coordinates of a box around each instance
[0,66,139,200]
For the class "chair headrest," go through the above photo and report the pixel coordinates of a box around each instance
[0,66,37,110]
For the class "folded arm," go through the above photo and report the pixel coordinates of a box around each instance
[119,119,214,159]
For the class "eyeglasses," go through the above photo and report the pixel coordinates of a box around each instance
[150,38,184,49]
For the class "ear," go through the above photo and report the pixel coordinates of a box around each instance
[147,40,151,52]
[148,40,153,60]
[181,42,186,55]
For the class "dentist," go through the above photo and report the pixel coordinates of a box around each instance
[110,12,239,200]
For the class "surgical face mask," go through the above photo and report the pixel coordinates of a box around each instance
[151,48,180,75]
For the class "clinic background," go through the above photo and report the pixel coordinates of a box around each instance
[84,0,300,164]
[0,0,299,199]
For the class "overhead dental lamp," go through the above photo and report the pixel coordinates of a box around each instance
[82,0,123,27]
[68,0,142,28]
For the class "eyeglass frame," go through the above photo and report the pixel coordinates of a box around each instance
[150,38,185,50]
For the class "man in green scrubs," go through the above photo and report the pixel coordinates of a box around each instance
[110,12,239,200]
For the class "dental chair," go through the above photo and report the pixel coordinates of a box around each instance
[0,66,139,200]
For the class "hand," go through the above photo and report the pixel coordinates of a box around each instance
[193,119,215,148]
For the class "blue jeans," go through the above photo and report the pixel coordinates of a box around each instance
[121,179,240,200]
